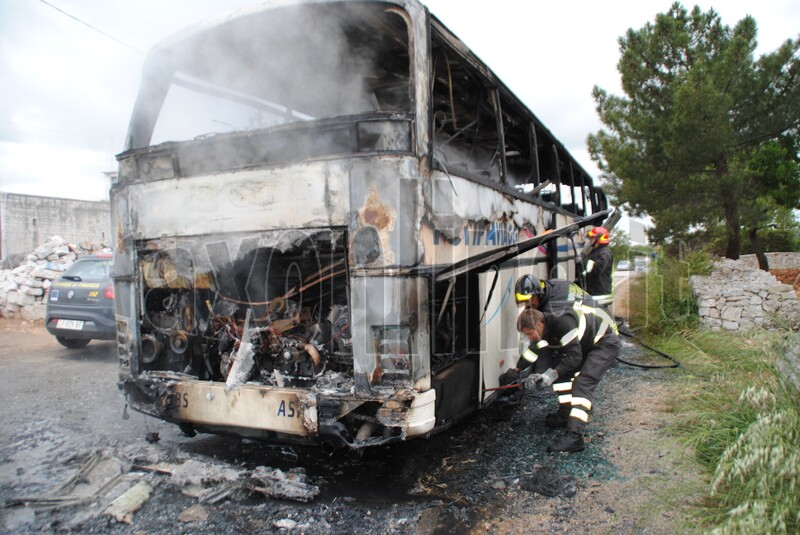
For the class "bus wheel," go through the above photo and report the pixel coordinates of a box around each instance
[347,448,364,464]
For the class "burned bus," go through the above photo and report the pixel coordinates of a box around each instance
[112,0,611,453]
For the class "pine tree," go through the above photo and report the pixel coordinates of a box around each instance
[588,2,800,261]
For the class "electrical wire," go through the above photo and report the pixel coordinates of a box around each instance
[38,0,144,55]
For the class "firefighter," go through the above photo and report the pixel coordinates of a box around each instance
[513,274,594,313]
[578,226,613,308]
[516,304,620,453]
[498,275,596,385]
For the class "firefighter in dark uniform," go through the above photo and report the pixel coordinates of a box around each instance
[514,275,593,314]
[579,226,613,308]
[498,275,596,385]
[516,304,620,453]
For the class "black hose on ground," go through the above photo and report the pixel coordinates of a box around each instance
[615,323,681,369]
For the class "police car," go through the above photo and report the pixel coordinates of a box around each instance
[45,253,115,349]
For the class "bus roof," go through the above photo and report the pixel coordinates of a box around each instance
[143,0,597,189]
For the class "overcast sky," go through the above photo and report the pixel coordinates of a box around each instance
[1,0,798,202]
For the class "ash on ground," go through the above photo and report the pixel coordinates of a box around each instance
[1,337,680,535]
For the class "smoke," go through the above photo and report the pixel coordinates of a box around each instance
[144,3,410,146]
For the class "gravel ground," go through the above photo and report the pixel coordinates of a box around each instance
[0,318,703,534]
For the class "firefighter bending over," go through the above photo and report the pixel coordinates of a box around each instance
[513,274,593,313]
[498,275,595,386]
[516,305,620,453]
[578,226,613,307]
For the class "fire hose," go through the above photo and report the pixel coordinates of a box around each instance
[615,326,681,369]
[484,323,680,393]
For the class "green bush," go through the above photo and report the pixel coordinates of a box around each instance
[742,228,800,253]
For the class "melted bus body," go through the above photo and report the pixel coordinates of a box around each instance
[113,0,610,452]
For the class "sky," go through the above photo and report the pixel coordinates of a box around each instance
[0,0,798,203]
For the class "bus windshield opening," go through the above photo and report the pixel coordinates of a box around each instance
[137,2,411,148]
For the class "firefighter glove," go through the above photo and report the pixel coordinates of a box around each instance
[499,368,519,386]
[524,368,558,390]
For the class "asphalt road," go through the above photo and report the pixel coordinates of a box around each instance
[0,321,173,450]
[611,270,639,320]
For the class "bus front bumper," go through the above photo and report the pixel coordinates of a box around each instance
[120,373,436,449]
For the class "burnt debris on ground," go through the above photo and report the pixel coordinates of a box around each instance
[1,339,669,534]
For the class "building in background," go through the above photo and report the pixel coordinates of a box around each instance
[627,218,649,245]
[0,192,110,263]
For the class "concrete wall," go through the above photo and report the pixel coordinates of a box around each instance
[0,192,110,262]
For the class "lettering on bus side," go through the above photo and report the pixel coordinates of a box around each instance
[277,399,301,418]
[432,221,520,247]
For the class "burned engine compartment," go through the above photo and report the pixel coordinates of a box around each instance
[135,232,353,389]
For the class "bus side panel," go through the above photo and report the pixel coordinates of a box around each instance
[423,171,548,251]
[348,158,422,269]
[550,212,579,280]
[479,266,528,398]
[350,275,431,395]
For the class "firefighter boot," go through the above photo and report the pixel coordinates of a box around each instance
[544,404,571,428]
[547,430,585,453]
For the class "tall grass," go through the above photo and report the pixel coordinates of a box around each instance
[626,252,800,533]
[669,332,800,534]
[626,251,710,337]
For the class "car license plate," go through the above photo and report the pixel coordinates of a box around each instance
[56,319,84,330]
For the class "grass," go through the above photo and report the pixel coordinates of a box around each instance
[626,252,800,534]
[626,252,709,337]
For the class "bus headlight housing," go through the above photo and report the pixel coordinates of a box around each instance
[371,325,412,384]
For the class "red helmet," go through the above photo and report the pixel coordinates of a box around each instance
[588,226,610,245]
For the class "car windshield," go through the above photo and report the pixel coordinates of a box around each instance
[62,260,109,281]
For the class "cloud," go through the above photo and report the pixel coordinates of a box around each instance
[0,141,112,200]
[0,0,797,203]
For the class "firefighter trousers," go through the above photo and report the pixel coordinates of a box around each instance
[551,334,620,434]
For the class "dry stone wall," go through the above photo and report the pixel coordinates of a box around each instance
[0,236,111,321]
[690,258,800,332]
[739,252,800,270]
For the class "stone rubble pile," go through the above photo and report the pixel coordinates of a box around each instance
[0,236,111,321]
[690,258,800,332]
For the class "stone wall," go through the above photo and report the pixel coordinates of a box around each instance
[0,236,110,321]
[0,192,110,263]
[690,258,800,332]
[778,334,800,393]
[739,252,800,270]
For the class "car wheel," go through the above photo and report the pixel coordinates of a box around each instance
[56,336,91,349]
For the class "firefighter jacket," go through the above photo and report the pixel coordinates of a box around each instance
[539,279,596,314]
[516,281,598,371]
[582,246,613,305]
[524,302,619,377]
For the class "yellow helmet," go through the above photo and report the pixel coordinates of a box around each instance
[515,275,545,304]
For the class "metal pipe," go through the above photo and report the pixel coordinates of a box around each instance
[355,421,378,442]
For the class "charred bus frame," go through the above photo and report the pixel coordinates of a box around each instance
[112,0,610,453]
